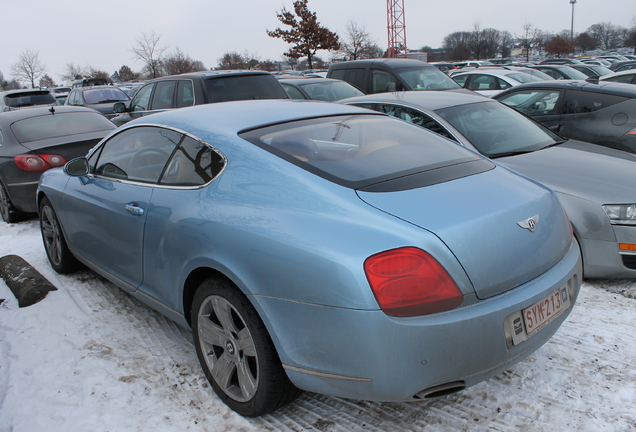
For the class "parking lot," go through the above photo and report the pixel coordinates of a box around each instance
[1,219,635,432]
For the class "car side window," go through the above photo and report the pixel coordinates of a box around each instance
[67,91,79,106]
[372,103,458,142]
[176,80,194,108]
[536,68,562,80]
[497,90,561,116]
[281,83,306,100]
[93,126,180,183]
[371,70,398,93]
[467,74,497,91]
[330,68,365,90]
[453,74,469,87]
[497,77,511,89]
[150,81,176,110]
[131,83,155,112]
[160,136,225,186]
[561,90,628,114]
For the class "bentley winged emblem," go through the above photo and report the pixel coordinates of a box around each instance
[517,215,540,232]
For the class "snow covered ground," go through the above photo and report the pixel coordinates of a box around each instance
[0,219,635,432]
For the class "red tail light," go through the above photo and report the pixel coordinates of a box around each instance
[364,247,463,317]
[14,154,67,171]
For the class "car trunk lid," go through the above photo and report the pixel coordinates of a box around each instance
[356,167,572,300]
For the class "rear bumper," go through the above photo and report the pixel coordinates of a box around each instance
[5,179,39,213]
[252,238,582,401]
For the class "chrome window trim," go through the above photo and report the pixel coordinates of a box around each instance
[87,123,227,190]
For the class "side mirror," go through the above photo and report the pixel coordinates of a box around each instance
[113,102,127,114]
[386,82,397,92]
[64,157,90,176]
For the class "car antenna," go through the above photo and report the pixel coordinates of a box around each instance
[49,106,56,115]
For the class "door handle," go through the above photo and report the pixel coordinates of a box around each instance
[124,203,144,216]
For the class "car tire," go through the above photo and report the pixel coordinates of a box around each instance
[191,277,300,416]
[39,196,81,274]
[0,182,25,223]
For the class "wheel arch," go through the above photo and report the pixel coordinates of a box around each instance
[181,265,290,367]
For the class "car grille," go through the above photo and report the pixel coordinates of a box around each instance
[621,254,636,270]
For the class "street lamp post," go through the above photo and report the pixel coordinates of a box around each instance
[570,0,577,42]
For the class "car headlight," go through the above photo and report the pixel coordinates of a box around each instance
[602,204,636,225]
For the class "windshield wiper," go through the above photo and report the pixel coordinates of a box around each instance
[489,149,537,158]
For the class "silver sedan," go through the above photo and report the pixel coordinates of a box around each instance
[342,91,636,278]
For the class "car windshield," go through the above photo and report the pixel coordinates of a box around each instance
[298,81,364,101]
[240,114,487,188]
[11,111,116,143]
[83,88,129,104]
[205,74,289,102]
[435,101,561,158]
[4,91,56,108]
[395,67,461,90]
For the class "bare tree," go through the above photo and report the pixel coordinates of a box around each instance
[259,59,279,72]
[164,47,205,75]
[499,30,515,58]
[217,52,249,70]
[474,27,502,60]
[587,22,623,49]
[131,32,168,78]
[11,49,46,88]
[267,0,339,69]
[339,21,379,60]
[61,63,87,81]
[1,71,20,91]
[39,74,56,88]
[117,65,138,82]
[625,28,636,55]
[516,23,539,62]
[86,67,111,81]
[443,31,472,60]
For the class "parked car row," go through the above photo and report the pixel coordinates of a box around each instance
[3,58,636,418]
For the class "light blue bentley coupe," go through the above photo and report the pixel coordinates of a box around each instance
[37,100,582,416]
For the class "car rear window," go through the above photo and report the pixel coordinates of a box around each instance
[3,91,56,108]
[240,114,492,190]
[11,111,116,143]
[205,74,289,102]
[298,81,364,101]
[395,66,461,90]
[82,88,129,104]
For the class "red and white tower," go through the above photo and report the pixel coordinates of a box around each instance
[387,0,407,58]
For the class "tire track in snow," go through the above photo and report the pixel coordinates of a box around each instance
[57,271,228,420]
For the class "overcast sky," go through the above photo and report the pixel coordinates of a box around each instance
[2,0,635,85]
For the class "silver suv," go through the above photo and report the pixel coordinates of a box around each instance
[1,89,57,112]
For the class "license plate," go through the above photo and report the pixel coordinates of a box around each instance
[508,286,570,346]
